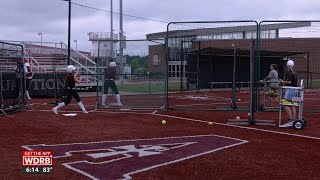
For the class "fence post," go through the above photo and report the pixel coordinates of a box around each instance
[147,72,151,94]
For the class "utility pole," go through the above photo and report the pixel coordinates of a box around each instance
[119,0,123,74]
[64,0,71,65]
[73,40,77,50]
[37,32,42,46]
[110,0,113,64]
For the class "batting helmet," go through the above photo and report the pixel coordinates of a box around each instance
[66,65,76,73]
[287,60,294,68]
[109,62,117,67]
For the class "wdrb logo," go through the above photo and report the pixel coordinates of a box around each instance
[22,150,53,166]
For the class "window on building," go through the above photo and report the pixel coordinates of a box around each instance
[172,65,175,77]
[245,31,257,39]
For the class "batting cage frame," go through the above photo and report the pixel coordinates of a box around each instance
[165,21,259,116]
[0,41,26,115]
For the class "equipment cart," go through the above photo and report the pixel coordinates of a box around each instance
[279,79,307,130]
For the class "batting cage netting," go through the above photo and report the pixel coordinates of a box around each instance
[0,41,26,114]
[165,21,259,112]
[258,21,320,112]
[94,39,166,109]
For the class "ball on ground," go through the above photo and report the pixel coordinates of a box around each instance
[238,99,241,102]
[236,116,240,120]
[161,120,166,125]
[43,103,47,105]
[208,122,213,125]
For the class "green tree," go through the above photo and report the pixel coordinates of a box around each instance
[125,55,149,74]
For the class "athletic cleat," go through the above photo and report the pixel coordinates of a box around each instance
[287,120,294,125]
[280,121,293,127]
[83,110,88,114]
[117,103,123,106]
[52,108,58,114]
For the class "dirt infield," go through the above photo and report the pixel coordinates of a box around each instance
[1,97,320,179]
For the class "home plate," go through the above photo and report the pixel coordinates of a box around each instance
[62,113,78,116]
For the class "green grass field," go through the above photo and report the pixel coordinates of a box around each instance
[116,81,186,93]
[308,80,320,88]
[103,79,320,94]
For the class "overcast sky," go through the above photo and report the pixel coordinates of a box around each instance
[1,0,320,53]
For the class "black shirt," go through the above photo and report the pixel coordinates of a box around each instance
[284,70,297,87]
[66,74,76,88]
[105,67,116,79]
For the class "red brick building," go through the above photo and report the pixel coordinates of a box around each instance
[146,22,320,85]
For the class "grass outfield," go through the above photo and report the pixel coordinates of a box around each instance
[110,79,320,93]
[309,80,320,88]
[116,81,187,93]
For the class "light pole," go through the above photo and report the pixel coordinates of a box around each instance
[119,0,123,74]
[37,32,42,46]
[73,40,77,50]
[110,0,113,60]
[63,0,71,65]
[74,40,78,62]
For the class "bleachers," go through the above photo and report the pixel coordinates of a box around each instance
[31,55,67,73]
[1,41,98,87]
[0,58,18,72]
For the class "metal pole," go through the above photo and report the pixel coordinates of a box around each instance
[307,52,310,88]
[74,40,77,50]
[0,67,2,109]
[249,39,256,125]
[110,0,113,60]
[232,47,237,109]
[67,0,71,65]
[38,32,42,46]
[165,24,170,110]
[119,0,124,74]
[148,72,151,94]
[97,41,101,107]
[180,40,184,91]
[197,41,200,92]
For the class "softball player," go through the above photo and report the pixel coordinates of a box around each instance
[52,65,88,114]
[101,62,123,106]
[24,63,33,100]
